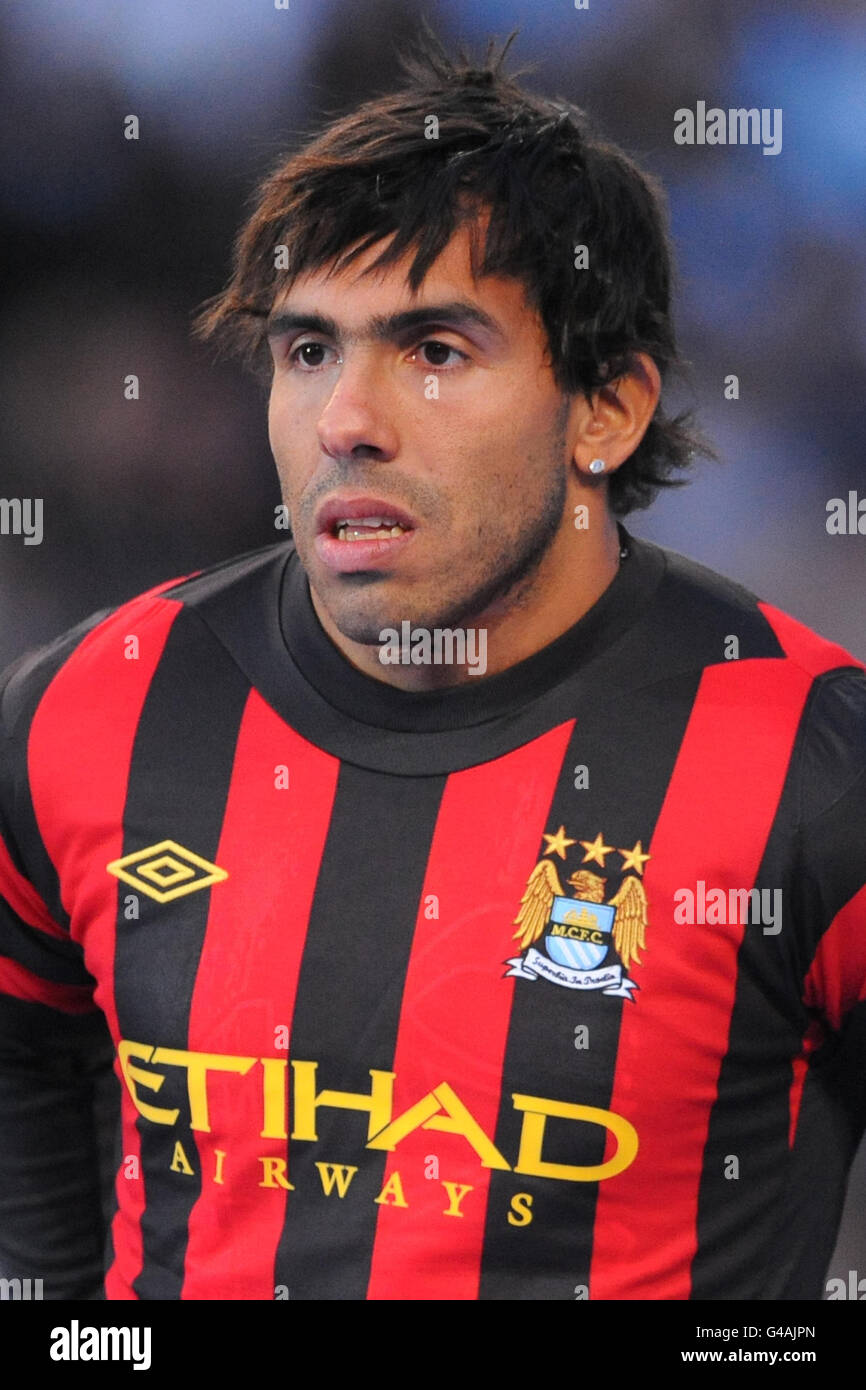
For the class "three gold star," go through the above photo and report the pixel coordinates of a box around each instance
[542,825,576,860]
[618,840,651,875]
[544,828,652,876]
[579,832,615,867]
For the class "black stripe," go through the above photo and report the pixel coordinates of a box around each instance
[112,608,249,1300]
[694,994,864,1300]
[479,671,703,1299]
[273,765,445,1300]
[796,671,866,948]
[0,993,115,1297]
[0,608,113,931]
[0,899,94,985]
[773,1010,866,1300]
[693,669,866,1298]
[690,960,802,1298]
[0,990,111,1056]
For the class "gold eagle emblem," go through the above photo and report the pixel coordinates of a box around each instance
[512,861,648,972]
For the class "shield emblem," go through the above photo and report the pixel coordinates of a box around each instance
[544,895,615,970]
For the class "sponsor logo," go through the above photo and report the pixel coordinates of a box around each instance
[106,839,228,903]
[117,1039,639,1197]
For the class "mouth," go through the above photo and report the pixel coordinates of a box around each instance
[316,495,418,537]
[332,516,410,542]
[313,496,418,574]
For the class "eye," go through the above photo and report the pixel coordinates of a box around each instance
[287,340,337,370]
[413,339,468,369]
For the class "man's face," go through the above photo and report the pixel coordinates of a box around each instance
[267,220,575,644]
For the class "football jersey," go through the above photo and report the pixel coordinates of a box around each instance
[1,526,865,1300]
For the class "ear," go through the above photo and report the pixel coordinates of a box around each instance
[568,353,662,476]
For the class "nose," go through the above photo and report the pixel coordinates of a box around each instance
[316,351,399,463]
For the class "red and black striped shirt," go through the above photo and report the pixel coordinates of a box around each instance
[1,528,865,1300]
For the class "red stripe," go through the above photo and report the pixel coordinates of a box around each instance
[0,835,67,940]
[803,881,866,1032]
[590,659,814,1299]
[0,954,96,1014]
[759,602,865,677]
[761,608,861,1139]
[788,1019,825,1147]
[27,589,183,1300]
[366,722,575,1301]
[181,692,340,1299]
[761,604,866,1142]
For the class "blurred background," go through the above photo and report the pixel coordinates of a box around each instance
[1,0,864,1292]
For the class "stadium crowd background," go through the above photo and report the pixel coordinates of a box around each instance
[1,0,864,1292]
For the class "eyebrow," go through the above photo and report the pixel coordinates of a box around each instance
[265,300,506,345]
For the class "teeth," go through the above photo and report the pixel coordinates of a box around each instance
[337,524,406,541]
[335,516,396,528]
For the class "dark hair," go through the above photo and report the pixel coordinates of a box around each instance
[195,30,713,515]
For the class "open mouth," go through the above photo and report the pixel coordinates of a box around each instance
[332,516,410,542]
[313,497,418,571]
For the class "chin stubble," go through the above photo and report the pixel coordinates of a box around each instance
[322,463,568,647]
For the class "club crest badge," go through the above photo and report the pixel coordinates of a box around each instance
[505,826,650,1001]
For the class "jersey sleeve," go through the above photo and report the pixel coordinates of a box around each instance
[0,650,117,1299]
[795,667,866,1066]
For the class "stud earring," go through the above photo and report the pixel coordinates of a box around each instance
[588,457,606,474]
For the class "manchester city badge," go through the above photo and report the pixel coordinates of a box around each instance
[505,826,651,1001]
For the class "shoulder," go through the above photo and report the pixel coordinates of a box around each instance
[639,533,864,681]
[0,542,293,741]
[636,534,866,810]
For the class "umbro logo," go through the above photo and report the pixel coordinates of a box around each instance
[106,840,228,903]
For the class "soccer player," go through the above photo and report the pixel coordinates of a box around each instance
[1,36,864,1301]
